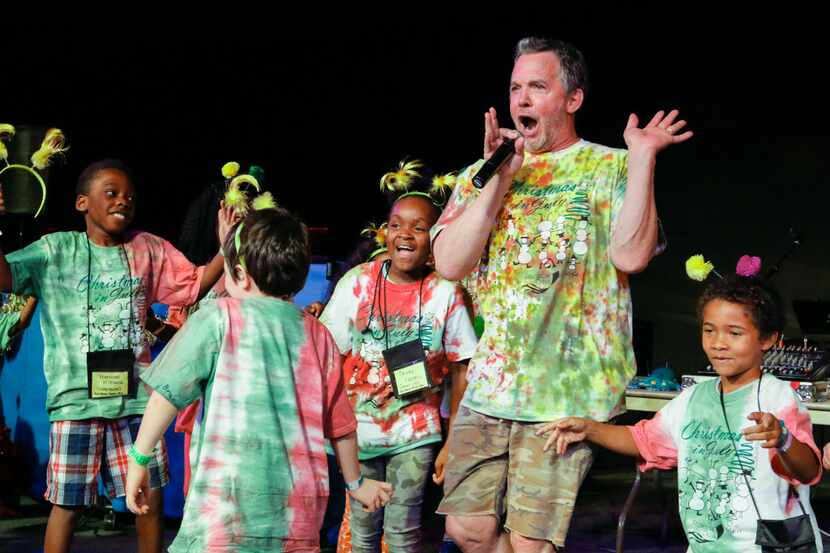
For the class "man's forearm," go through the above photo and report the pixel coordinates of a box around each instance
[434,182,507,281]
[609,148,659,273]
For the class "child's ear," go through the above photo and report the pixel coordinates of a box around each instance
[234,265,253,290]
[760,331,779,352]
[75,195,88,213]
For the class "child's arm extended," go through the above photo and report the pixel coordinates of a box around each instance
[742,411,820,484]
[536,417,642,457]
[15,296,37,332]
[331,431,394,512]
[125,391,178,515]
[6,296,37,338]
[196,203,236,300]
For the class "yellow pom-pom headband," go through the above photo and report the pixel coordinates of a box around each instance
[430,172,457,195]
[361,221,389,261]
[379,159,423,193]
[220,161,274,216]
[685,254,722,282]
[0,125,15,162]
[685,253,763,282]
[379,158,457,208]
[0,125,68,218]
[251,191,277,211]
[232,194,280,270]
[361,222,388,248]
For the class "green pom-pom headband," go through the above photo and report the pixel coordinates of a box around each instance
[234,222,247,269]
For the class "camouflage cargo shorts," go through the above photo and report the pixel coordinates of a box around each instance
[437,405,593,548]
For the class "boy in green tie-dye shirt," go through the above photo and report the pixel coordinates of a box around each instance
[0,159,232,553]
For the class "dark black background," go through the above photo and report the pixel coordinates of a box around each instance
[3,11,828,363]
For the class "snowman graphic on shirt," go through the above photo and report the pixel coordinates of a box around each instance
[515,237,532,266]
[537,220,553,245]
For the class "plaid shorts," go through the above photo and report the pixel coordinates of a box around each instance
[45,416,169,507]
[437,406,594,548]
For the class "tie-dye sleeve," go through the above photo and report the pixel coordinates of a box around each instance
[628,389,689,471]
[6,235,50,296]
[319,269,358,355]
[316,321,356,439]
[442,283,479,363]
[141,304,221,409]
[609,151,628,232]
[768,386,822,485]
[145,235,205,307]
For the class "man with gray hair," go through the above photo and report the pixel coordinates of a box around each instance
[431,37,692,552]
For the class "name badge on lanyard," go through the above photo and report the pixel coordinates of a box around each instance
[369,261,431,399]
[383,338,431,399]
[87,349,137,399]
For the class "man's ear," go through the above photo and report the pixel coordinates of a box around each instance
[75,194,88,213]
[566,88,584,115]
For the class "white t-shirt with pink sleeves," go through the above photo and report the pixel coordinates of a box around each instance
[629,375,822,552]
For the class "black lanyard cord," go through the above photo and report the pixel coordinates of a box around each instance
[367,260,424,350]
[718,374,807,520]
[86,237,134,353]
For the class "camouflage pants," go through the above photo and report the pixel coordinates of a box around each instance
[349,444,436,553]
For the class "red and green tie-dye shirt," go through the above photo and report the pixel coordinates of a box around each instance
[321,259,478,459]
[142,297,356,552]
[431,140,636,422]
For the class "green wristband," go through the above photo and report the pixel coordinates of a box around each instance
[345,476,364,492]
[128,445,154,466]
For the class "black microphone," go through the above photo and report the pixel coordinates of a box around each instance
[472,138,517,189]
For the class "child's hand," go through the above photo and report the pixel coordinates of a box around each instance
[536,417,591,455]
[742,412,782,448]
[822,443,830,470]
[125,461,151,515]
[304,302,325,318]
[216,201,240,247]
[432,442,450,485]
[349,478,393,513]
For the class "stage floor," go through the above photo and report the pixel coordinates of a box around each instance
[4,451,830,553]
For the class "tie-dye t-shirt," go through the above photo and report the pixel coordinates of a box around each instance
[7,231,204,421]
[629,376,822,552]
[320,260,478,459]
[431,140,635,422]
[142,297,356,553]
